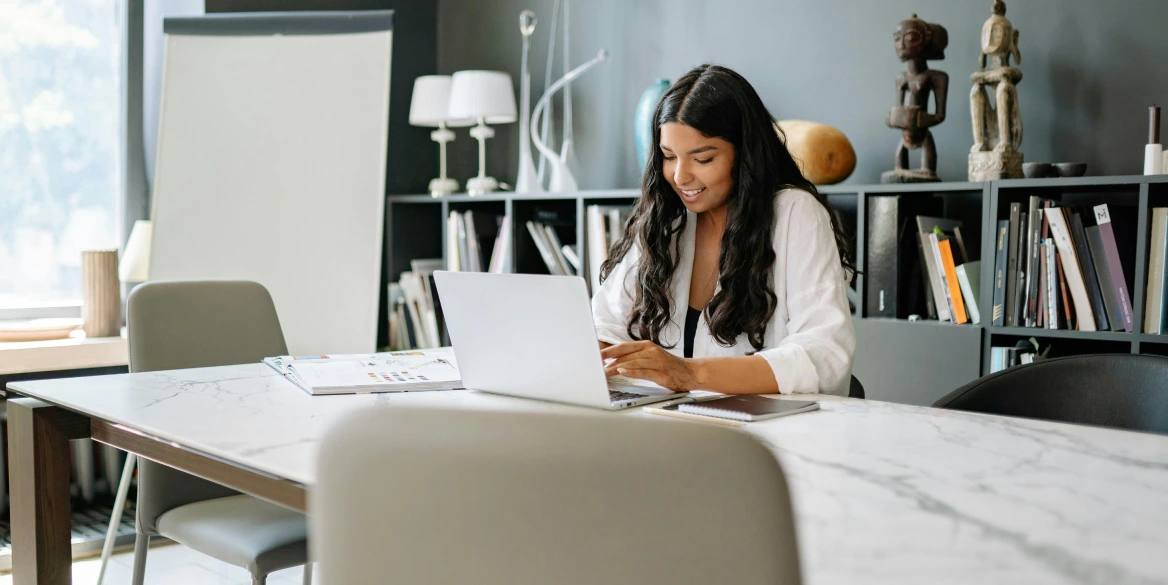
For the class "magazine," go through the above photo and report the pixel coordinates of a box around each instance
[263,348,462,396]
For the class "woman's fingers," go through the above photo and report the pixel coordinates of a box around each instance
[600,340,652,360]
[610,367,669,388]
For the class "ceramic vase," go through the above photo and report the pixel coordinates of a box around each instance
[635,78,670,172]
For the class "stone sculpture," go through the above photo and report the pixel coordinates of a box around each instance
[969,0,1024,181]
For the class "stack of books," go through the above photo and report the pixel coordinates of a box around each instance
[446,210,511,274]
[1145,208,1168,334]
[989,200,1133,332]
[389,259,444,350]
[525,219,578,276]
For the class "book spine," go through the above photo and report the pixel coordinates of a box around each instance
[1068,212,1110,331]
[1093,204,1133,332]
[586,206,607,292]
[866,196,899,318]
[1024,196,1041,327]
[446,211,461,272]
[920,232,949,321]
[464,210,482,272]
[938,239,968,324]
[992,220,1008,326]
[1046,241,1058,329]
[1056,250,1073,328]
[1086,226,1123,331]
[1041,242,1051,331]
[1046,208,1096,331]
[929,232,955,321]
[1146,209,1168,334]
[456,212,472,274]
[1012,212,1028,327]
[1005,203,1021,326]
[956,262,981,325]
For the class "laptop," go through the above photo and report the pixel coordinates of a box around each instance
[432,271,685,410]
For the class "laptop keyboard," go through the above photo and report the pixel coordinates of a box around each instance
[608,389,648,403]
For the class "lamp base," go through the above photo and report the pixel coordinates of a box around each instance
[428,177,459,197]
[466,176,499,196]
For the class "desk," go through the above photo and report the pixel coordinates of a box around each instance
[7,364,1168,584]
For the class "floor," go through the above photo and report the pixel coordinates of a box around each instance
[0,542,314,585]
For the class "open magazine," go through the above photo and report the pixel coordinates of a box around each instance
[263,348,462,396]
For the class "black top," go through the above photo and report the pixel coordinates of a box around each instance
[684,306,702,359]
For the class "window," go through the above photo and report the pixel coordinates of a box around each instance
[0,0,121,313]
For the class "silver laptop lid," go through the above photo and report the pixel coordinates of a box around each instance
[432,271,613,409]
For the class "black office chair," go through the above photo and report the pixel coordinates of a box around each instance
[848,375,865,399]
[932,354,1168,435]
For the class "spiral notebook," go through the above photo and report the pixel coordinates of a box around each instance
[678,395,819,422]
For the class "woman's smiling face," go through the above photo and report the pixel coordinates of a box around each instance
[659,122,736,214]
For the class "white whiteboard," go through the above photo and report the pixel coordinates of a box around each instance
[149,12,393,354]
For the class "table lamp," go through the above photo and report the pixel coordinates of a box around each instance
[119,220,152,283]
[409,75,473,197]
[447,70,517,195]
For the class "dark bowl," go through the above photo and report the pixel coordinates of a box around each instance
[1022,162,1053,178]
[1054,162,1088,177]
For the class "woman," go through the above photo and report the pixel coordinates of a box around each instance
[594,64,856,395]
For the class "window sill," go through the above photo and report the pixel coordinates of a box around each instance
[0,330,128,376]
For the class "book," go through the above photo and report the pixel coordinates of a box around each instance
[268,349,462,396]
[1046,208,1096,331]
[1086,225,1124,332]
[1092,204,1133,332]
[1005,202,1022,326]
[1067,211,1109,331]
[488,215,512,274]
[586,205,608,292]
[456,212,472,274]
[1012,211,1028,327]
[678,396,819,422]
[1144,208,1168,334]
[937,237,968,324]
[956,261,981,325]
[446,211,460,271]
[1056,250,1073,328]
[561,245,581,273]
[464,210,483,272]
[991,220,1009,326]
[1024,196,1041,327]
[1045,240,1059,329]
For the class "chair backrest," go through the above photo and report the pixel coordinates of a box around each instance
[127,280,289,534]
[848,374,865,399]
[127,280,288,373]
[933,354,1168,434]
[312,407,803,585]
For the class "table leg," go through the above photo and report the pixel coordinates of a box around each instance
[8,398,90,585]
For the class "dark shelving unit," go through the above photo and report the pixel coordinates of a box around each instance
[385,174,1168,405]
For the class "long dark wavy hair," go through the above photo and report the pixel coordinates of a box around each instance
[600,64,855,351]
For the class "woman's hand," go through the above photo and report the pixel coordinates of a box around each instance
[601,341,700,392]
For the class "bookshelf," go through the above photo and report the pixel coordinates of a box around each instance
[384,174,1168,404]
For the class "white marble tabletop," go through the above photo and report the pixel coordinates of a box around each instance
[8,365,1168,585]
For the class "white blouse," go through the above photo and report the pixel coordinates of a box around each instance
[592,188,856,396]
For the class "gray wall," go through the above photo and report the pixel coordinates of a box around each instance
[437,0,1168,190]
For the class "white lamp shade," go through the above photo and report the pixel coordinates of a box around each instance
[409,75,474,128]
[447,70,517,125]
[119,220,152,283]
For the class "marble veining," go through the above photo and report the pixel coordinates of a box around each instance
[9,365,1168,585]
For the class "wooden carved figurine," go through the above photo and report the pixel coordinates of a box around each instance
[883,14,948,184]
[968,0,1024,180]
